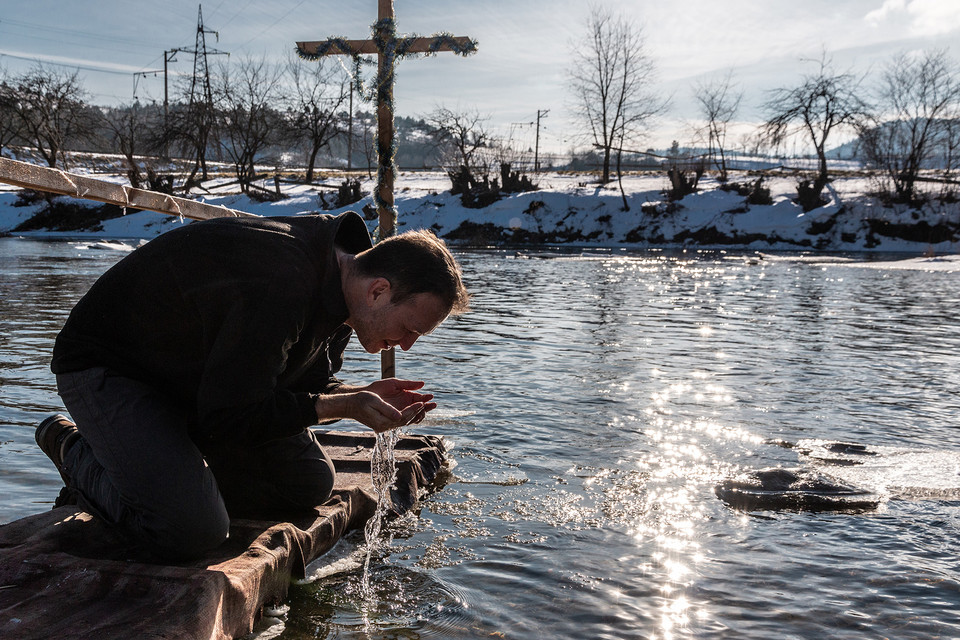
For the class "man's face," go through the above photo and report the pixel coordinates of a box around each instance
[349,282,448,354]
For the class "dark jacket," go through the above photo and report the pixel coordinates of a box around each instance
[51,212,372,447]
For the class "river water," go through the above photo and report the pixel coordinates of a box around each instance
[2,237,960,639]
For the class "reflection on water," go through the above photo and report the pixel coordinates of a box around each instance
[3,239,960,639]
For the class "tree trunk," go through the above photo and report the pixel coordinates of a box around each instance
[616,145,629,211]
[817,152,829,190]
[305,144,321,184]
[41,141,57,168]
[124,151,142,189]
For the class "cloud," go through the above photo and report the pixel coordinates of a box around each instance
[866,0,960,36]
[865,0,906,25]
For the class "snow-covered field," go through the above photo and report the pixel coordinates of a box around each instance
[1,163,959,257]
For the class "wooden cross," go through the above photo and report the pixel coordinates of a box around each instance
[297,0,476,379]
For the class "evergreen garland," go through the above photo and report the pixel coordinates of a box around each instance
[296,18,477,237]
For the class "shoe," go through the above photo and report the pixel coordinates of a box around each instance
[35,414,81,486]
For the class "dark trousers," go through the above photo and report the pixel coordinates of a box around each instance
[56,367,335,560]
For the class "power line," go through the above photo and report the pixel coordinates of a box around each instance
[212,0,258,31]
[233,0,309,51]
[0,27,148,59]
[0,18,170,52]
[0,51,139,76]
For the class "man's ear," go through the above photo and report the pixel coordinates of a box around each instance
[368,277,392,303]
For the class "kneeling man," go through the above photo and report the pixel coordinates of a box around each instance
[36,211,468,560]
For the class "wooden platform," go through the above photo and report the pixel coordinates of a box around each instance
[0,430,448,640]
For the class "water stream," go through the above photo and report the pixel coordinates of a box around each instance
[361,427,400,599]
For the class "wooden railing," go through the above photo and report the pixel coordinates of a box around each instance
[0,157,254,221]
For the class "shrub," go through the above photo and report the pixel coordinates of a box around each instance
[13,201,129,232]
[500,163,537,194]
[13,189,48,207]
[796,179,828,211]
[336,179,363,208]
[719,178,772,205]
[447,162,537,209]
[665,162,704,201]
[746,177,773,205]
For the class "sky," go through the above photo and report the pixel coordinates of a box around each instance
[1,0,959,156]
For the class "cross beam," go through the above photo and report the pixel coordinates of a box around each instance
[296,36,476,57]
[297,0,476,379]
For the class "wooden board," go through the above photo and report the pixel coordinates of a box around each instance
[0,157,254,221]
[0,430,447,640]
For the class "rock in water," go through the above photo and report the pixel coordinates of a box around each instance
[796,440,879,466]
[715,467,880,512]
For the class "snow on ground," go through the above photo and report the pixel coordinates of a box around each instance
[1,168,958,257]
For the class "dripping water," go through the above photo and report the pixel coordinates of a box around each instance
[361,426,401,599]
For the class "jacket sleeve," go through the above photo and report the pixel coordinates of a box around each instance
[284,324,354,425]
[287,324,354,394]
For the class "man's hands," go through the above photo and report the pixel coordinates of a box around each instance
[363,378,436,424]
[314,378,437,433]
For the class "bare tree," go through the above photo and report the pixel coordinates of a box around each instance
[165,67,220,186]
[284,57,350,183]
[693,71,742,181]
[762,53,870,210]
[859,49,960,203]
[101,102,163,189]
[214,58,283,194]
[738,130,769,159]
[7,65,100,169]
[0,67,22,157]
[426,105,491,174]
[568,5,665,183]
[0,87,21,156]
[353,110,377,178]
[943,117,960,183]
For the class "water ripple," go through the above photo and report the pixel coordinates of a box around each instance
[5,242,960,639]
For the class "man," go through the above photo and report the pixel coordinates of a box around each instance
[35,211,469,560]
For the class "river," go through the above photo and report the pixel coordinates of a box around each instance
[2,237,960,639]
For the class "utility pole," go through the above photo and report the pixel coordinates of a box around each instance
[162,49,180,159]
[189,5,225,118]
[183,4,228,182]
[163,49,180,125]
[535,109,549,173]
[132,49,181,159]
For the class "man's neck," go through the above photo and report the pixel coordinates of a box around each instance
[336,249,357,325]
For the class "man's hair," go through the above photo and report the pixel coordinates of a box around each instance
[354,229,470,315]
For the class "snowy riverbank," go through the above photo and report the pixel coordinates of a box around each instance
[1,167,959,255]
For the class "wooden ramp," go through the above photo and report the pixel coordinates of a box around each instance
[0,430,447,640]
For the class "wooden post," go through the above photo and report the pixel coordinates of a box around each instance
[376,0,397,378]
[376,0,396,240]
[296,1,476,380]
[347,81,354,171]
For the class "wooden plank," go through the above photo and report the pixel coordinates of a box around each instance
[0,157,255,221]
[0,430,448,640]
[296,39,380,55]
[296,35,475,56]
